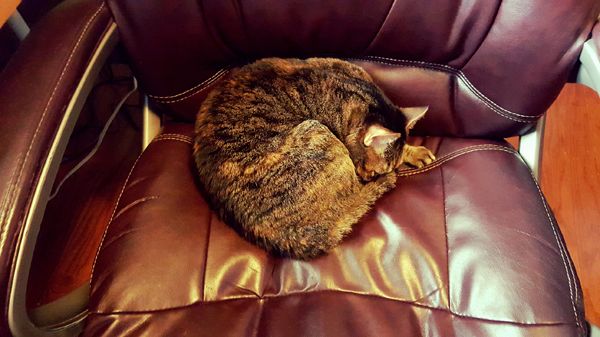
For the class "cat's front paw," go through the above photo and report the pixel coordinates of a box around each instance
[377,172,398,190]
[402,145,435,168]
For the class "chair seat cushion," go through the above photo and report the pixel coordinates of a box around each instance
[82,123,585,337]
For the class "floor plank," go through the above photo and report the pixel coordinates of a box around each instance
[0,0,20,28]
[27,78,141,309]
[542,83,600,326]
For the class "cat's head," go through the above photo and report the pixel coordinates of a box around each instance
[355,106,428,181]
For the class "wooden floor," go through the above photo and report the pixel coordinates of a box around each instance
[27,77,141,308]
[26,81,600,326]
[541,84,600,326]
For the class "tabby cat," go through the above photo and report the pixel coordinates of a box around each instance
[194,58,434,259]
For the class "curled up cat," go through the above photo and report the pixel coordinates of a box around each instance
[193,58,435,260]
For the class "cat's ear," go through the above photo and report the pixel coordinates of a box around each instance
[400,106,429,132]
[363,124,401,154]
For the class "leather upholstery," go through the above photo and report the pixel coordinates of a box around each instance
[83,124,585,337]
[0,0,594,336]
[107,0,600,137]
[0,0,112,334]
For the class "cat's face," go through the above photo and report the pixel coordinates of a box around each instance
[356,125,403,181]
[355,106,429,182]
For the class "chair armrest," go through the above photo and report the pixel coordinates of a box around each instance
[0,0,114,335]
[577,21,600,95]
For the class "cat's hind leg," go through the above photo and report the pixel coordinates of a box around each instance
[287,120,399,253]
[249,119,364,258]
[248,119,399,259]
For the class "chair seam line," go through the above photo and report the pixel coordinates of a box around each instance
[149,69,229,103]
[143,56,540,124]
[89,149,144,284]
[0,1,107,255]
[349,56,539,122]
[440,163,451,312]
[111,195,159,221]
[251,298,265,337]
[201,213,213,302]
[397,145,517,177]
[523,164,580,329]
[88,289,577,327]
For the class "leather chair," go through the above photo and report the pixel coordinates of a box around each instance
[1,0,600,336]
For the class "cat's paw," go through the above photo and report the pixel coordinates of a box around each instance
[402,145,435,168]
[374,172,397,190]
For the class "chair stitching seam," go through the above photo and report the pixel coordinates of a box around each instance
[143,56,539,124]
[89,289,577,326]
[152,137,193,145]
[349,56,539,123]
[201,213,213,302]
[251,298,265,337]
[358,55,541,119]
[153,135,191,139]
[396,145,516,177]
[561,235,583,331]
[440,162,451,311]
[560,237,584,333]
[149,69,229,103]
[112,195,159,221]
[155,133,191,138]
[155,133,191,136]
[0,2,106,255]
[148,69,227,99]
[152,134,193,144]
[90,149,144,283]
[400,144,580,326]
[522,163,579,328]
[153,133,192,138]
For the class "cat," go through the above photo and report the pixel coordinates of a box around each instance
[193,58,435,260]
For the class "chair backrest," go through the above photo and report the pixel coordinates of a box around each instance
[108,0,600,137]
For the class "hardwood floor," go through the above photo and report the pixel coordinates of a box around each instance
[541,83,600,326]
[27,77,141,309]
[0,0,20,28]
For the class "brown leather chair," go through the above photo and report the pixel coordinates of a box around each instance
[1,0,600,336]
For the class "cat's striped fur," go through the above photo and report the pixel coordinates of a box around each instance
[194,58,433,259]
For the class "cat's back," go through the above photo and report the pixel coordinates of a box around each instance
[202,58,318,119]
[197,58,371,126]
